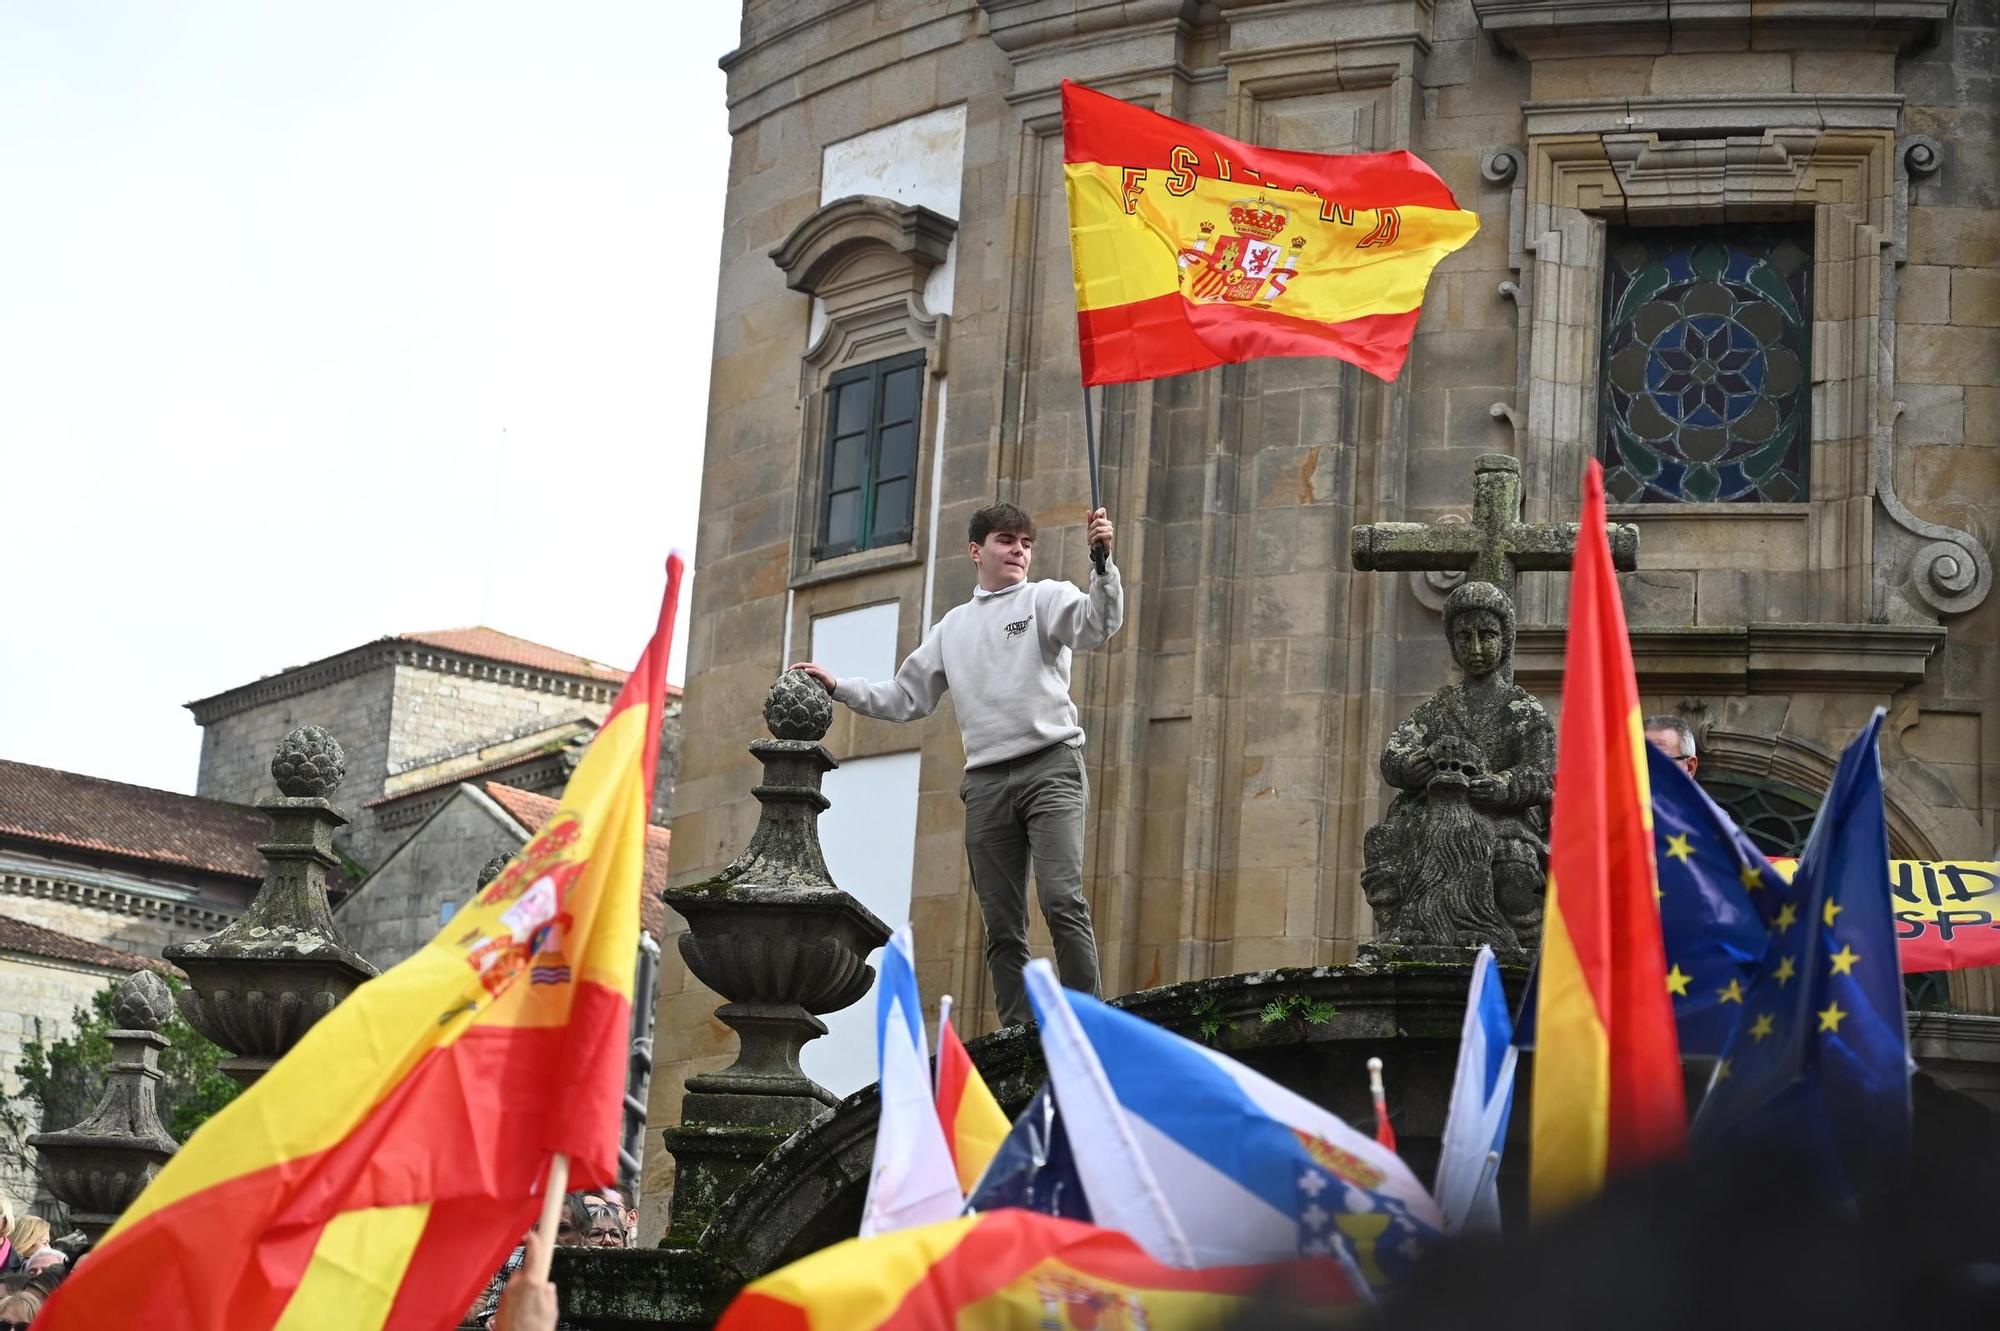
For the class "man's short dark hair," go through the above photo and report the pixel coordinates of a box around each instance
[970,502,1036,545]
[1644,713,1696,758]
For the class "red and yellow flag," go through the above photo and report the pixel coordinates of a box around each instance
[1062,80,1479,385]
[935,1010,1008,1195]
[1529,465,1685,1217]
[41,556,685,1331]
[716,1210,1359,1331]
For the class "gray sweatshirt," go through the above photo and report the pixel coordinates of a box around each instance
[832,566,1124,769]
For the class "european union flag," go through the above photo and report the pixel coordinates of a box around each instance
[964,1085,1093,1222]
[1690,709,1912,1197]
[1650,743,1796,1056]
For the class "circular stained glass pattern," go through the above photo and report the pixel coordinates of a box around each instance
[1599,227,1811,504]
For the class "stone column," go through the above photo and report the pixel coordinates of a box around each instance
[28,971,182,1244]
[165,726,379,1087]
[658,672,891,1246]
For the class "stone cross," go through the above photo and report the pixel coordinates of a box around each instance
[1350,453,1638,601]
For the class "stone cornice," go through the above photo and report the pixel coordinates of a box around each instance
[981,0,1199,55]
[1524,93,1903,139]
[721,2,977,132]
[1472,0,1953,54]
[1513,622,1947,691]
[186,640,620,725]
[2,864,243,936]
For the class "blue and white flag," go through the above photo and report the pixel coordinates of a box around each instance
[1433,945,1516,1233]
[858,926,962,1236]
[1025,962,1441,1288]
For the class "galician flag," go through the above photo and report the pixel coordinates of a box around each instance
[41,557,684,1331]
[1432,945,1516,1233]
[859,927,962,1236]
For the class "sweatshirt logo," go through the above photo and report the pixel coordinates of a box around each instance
[1004,616,1032,640]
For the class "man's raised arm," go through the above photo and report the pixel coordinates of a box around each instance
[1043,508,1124,651]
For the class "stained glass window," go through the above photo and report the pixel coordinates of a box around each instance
[1599,226,1812,504]
[1701,773,1817,859]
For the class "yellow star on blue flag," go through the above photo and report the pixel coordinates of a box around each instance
[1690,709,1912,1199]
[1648,744,1800,1057]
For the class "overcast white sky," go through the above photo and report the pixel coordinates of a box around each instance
[1,2,740,794]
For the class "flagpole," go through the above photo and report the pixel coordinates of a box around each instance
[937,994,953,1099]
[527,1152,570,1280]
[1081,383,1107,576]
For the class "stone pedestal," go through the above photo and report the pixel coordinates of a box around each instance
[657,672,891,1247]
[28,972,182,1243]
[165,726,378,1087]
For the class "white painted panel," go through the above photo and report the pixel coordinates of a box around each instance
[819,105,965,319]
[803,750,923,1097]
[819,105,965,218]
[811,601,900,685]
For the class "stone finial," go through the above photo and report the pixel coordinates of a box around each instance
[764,670,833,741]
[29,969,181,1244]
[111,970,174,1031]
[271,725,347,798]
[168,726,376,1086]
[658,671,891,1246]
[478,852,514,889]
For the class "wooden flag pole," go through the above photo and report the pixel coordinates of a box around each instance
[527,1152,571,1280]
[1081,383,1108,576]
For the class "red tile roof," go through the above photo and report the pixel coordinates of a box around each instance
[0,914,179,976]
[399,628,630,685]
[483,783,670,940]
[0,760,268,881]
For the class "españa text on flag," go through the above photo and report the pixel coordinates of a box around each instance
[41,556,685,1331]
[1062,80,1479,385]
[1528,462,1685,1218]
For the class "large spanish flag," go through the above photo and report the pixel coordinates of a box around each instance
[715,1209,1359,1331]
[1528,465,1685,1218]
[1062,80,1478,385]
[935,1007,1008,1194]
[41,556,685,1331]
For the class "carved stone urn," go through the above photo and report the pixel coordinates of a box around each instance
[29,971,183,1242]
[165,726,379,1086]
[658,670,890,1242]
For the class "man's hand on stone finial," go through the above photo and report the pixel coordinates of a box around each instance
[787,663,836,693]
[1087,508,1115,558]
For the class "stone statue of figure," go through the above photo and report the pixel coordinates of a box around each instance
[1361,580,1554,952]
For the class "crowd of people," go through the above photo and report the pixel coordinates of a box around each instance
[0,1212,73,1327]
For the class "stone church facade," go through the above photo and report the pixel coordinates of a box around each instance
[646,0,1996,1234]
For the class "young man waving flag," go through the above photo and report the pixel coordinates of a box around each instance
[41,557,684,1331]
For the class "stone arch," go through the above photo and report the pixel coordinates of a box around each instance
[1698,726,1944,861]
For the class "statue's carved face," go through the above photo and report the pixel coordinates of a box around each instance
[1451,610,1507,677]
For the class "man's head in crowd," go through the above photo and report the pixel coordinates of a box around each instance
[1644,713,1698,777]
